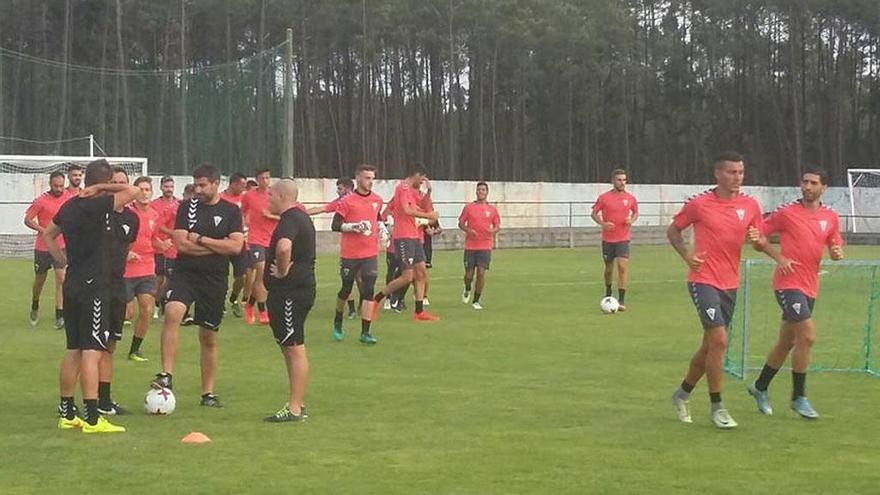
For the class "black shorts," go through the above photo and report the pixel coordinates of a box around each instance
[602,241,630,263]
[34,250,63,275]
[155,255,176,277]
[341,256,379,281]
[267,289,315,347]
[249,245,268,266]
[775,289,816,323]
[165,270,228,331]
[64,289,112,351]
[394,239,426,270]
[231,250,250,278]
[464,250,492,270]
[125,275,157,302]
[688,282,737,330]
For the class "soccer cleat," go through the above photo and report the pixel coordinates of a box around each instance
[747,383,773,415]
[231,303,243,318]
[359,333,378,345]
[263,404,304,423]
[472,302,484,311]
[199,393,223,408]
[383,299,392,310]
[58,415,84,429]
[790,397,819,419]
[244,304,256,324]
[710,408,738,429]
[618,305,627,312]
[423,297,430,307]
[54,316,65,329]
[82,416,126,434]
[152,307,159,319]
[413,311,441,322]
[29,309,38,326]
[462,290,471,304]
[98,402,129,416]
[347,309,357,320]
[671,394,693,424]
[259,310,270,325]
[128,351,149,362]
[333,325,345,342]
[151,372,173,390]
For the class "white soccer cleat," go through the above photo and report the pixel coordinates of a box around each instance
[711,408,738,429]
[672,395,693,424]
[423,297,430,307]
[383,299,392,310]
[472,302,483,311]
[462,290,471,304]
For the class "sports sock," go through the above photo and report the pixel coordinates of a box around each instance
[55,308,64,319]
[84,399,99,426]
[415,300,424,314]
[248,296,256,306]
[334,311,343,328]
[98,382,112,407]
[792,371,806,400]
[361,319,371,335]
[464,282,472,292]
[229,292,239,304]
[754,364,779,391]
[31,299,39,311]
[473,292,482,303]
[130,336,143,355]
[709,392,722,404]
[673,380,694,400]
[257,302,266,312]
[618,289,626,304]
[347,300,356,313]
[60,396,76,420]
[605,285,612,297]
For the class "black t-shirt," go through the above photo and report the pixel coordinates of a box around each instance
[174,197,243,275]
[53,195,115,294]
[109,208,139,291]
[264,206,316,292]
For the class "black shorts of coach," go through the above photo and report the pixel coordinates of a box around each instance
[64,287,117,351]
[165,270,228,330]
[34,249,64,275]
[464,249,492,270]
[601,241,630,263]
[775,289,816,323]
[394,239,426,270]
[688,282,737,330]
[267,289,315,347]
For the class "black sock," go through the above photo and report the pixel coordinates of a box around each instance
[473,292,481,303]
[31,299,39,311]
[465,282,472,292]
[98,382,111,406]
[257,302,266,312]
[84,399,99,425]
[709,392,722,404]
[361,319,371,335]
[680,380,695,394]
[415,300,424,313]
[374,292,385,303]
[347,300,356,313]
[229,292,239,304]
[792,371,806,399]
[130,336,143,355]
[618,289,626,304]
[334,311,343,328]
[754,364,779,391]
[60,396,76,420]
[248,296,256,306]
[605,285,612,297]
[55,308,64,319]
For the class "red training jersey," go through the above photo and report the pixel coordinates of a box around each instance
[592,190,639,242]
[161,201,180,259]
[327,191,384,259]
[241,188,277,248]
[458,202,501,250]
[762,201,843,298]
[125,205,161,278]
[390,181,424,240]
[26,190,71,251]
[672,189,765,291]
[151,196,178,254]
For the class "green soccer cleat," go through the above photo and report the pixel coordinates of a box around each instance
[359,333,378,345]
[790,397,819,419]
[332,325,345,342]
[128,351,149,363]
[747,383,773,415]
[264,404,304,423]
[82,416,126,434]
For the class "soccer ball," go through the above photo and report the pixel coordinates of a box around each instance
[144,387,176,415]
[600,296,620,314]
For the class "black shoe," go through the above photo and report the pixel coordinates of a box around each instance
[199,393,223,408]
[263,405,304,423]
[151,372,173,390]
[97,401,128,416]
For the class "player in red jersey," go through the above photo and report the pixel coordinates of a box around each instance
[151,176,178,318]
[220,172,249,318]
[24,171,72,328]
[241,169,280,325]
[746,170,844,419]
[667,151,787,429]
[66,164,83,196]
[591,169,638,310]
[458,182,501,310]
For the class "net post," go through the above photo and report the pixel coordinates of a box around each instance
[865,265,878,374]
[846,169,857,234]
[568,202,574,249]
[89,134,94,157]
[740,259,752,380]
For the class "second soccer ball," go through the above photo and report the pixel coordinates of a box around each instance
[600,296,620,314]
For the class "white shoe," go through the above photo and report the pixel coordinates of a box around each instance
[383,299,392,310]
[152,308,159,319]
[472,302,483,311]
[711,408,738,429]
[672,394,693,424]
[423,297,430,307]
[462,290,471,304]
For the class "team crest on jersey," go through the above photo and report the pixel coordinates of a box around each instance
[484,210,491,218]
[122,224,131,235]
[372,202,379,211]
[149,220,156,230]
[623,199,629,206]
[213,215,223,226]
[819,220,828,232]
[736,209,745,221]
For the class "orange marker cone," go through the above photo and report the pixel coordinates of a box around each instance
[181,431,211,444]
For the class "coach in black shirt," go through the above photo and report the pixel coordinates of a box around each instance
[150,164,244,409]
[263,178,316,423]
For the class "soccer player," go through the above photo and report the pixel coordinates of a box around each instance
[591,169,638,310]
[24,171,70,327]
[221,172,249,317]
[458,182,501,310]
[44,159,141,433]
[667,151,779,429]
[746,170,844,419]
[241,168,279,324]
[325,165,383,344]
[151,164,244,409]
[125,176,165,362]
[263,179,316,422]
[151,176,178,317]
[66,164,83,196]
[371,165,439,321]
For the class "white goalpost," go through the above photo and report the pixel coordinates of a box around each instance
[847,168,880,233]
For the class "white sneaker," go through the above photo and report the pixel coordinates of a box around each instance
[462,290,471,304]
[472,302,483,311]
[152,308,159,319]
[383,299,392,310]
[711,408,738,429]
[423,297,430,307]
[672,394,693,424]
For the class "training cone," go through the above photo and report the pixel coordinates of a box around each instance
[181,431,211,444]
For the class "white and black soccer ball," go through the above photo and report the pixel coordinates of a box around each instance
[600,296,620,314]
[144,387,176,415]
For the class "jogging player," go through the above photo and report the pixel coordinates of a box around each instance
[458,182,501,310]
[241,168,279,324]
[591,169,638,310]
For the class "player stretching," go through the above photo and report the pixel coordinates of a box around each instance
[263,179,316,422]
[24,172,70,328]
[371,165,439,321]
[458,182,501,310]
[747,170,844,419]
[151,164,244,408]
[45,159,140,433]
[151,176,178,318]
[221,172,249,317]
[591,169,638,310]
[241,168,279,325]
[667,152,780,429]
[325,165,383,344]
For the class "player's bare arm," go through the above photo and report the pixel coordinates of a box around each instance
[270,238,293,279]
[41,221,67,268]
[666,223,703,271]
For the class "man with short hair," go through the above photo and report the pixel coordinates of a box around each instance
[591,169,638,311]
[241,168,279,325]
[459,182,501,310]
[24,171,71,327]
[747,170,844,419]
[667,151,783,429]
[151,176,178,318]
[151,164,244,409]
[66,164,83,196]
[263,179,316,422]
[44,159,141,433]
[221,172,249,317]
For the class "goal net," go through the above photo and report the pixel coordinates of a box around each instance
[0,155,148,258]
[847,169,880,233]
[724,259,880,379]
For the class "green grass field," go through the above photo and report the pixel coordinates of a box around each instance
[2,246,879,494]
